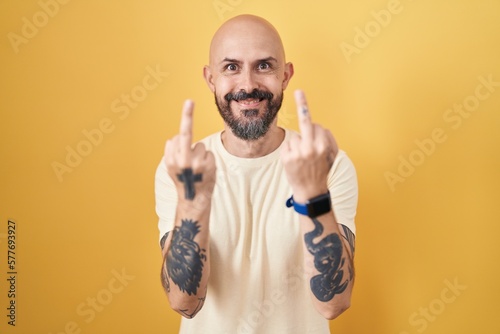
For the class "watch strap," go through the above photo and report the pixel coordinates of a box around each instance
[286,191,332,218]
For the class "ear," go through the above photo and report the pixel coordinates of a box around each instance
[203,65,216,93]
[281,62,294,90]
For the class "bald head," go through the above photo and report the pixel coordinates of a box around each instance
[209,15,286,67]
[203,14,294,142]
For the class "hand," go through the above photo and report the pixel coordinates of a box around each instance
[280,90,338,203]
[164,100,216,207]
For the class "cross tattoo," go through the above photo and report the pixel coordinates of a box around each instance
[177,168,202,200]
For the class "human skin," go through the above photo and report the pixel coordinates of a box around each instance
[160,14,355,320]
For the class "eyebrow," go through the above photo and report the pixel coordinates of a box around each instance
[219,57,278,65]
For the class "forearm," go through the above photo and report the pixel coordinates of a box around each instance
[160,196,211,318]
[299,210,355,320]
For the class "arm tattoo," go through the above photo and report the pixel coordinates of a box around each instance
[340,224,355,255]
[160,231,170,250]
[166,219,206,296]
[177,168,202,200]
[340,224,356,282]
[160,231,171,293]
[304,218,349,302]
[161,255,171,293]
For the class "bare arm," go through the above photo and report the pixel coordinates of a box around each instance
[298,213,355,319]
[281,90,355,319]
[159,100,216,318]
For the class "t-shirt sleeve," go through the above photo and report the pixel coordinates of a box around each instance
[155,159,178,245]
[328,150,358,235]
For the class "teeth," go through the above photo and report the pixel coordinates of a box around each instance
[238,99,259,105]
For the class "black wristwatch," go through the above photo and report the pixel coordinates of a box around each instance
[286,191,332,218]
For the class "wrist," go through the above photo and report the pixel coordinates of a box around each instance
[177,190,213,214]
[286,190,332,218]
[291,186,329,203]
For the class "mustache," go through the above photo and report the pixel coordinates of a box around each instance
[224,89,274,102]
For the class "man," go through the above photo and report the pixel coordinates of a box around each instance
[155,14,358,333]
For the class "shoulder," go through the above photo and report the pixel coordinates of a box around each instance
[328,151,358,209]
[328,151,358,234]
[330,150,357,180]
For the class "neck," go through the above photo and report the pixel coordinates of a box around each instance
[221,124,285,158]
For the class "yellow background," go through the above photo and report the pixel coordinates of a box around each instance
[1,0,499,333]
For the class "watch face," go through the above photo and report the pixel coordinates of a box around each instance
[307,193,332,218]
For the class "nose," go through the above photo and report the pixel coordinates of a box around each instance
[237,68,259,93]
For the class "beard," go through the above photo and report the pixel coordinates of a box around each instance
[214,88,283,141]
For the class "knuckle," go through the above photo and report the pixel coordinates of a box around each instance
[178,155,191,169]
[301,147,315,159]
[205,151,216,164]
[191,157,203,172]
[193,142,206,154]
[165,138,175,151]
[315,141,328,154]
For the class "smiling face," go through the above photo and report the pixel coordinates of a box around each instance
[204,15,294,141]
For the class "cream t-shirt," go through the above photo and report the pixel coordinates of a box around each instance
[155,129,358,334]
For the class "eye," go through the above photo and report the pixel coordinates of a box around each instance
[225,63,238,71]
[257,62,271,71]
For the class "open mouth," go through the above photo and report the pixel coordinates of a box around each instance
[234,97,264,108]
